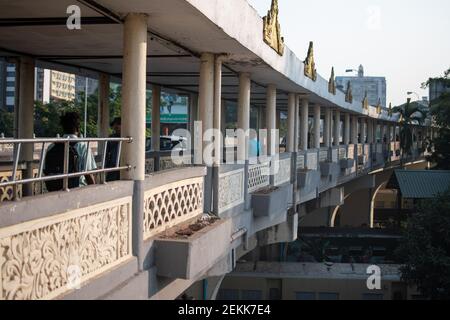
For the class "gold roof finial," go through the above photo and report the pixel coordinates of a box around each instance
[304,41,317,81]
[328,67,336,94]
[376,98,382,114]
[345,82,353,103]
[362,91,369,110]
[263,0,285,55]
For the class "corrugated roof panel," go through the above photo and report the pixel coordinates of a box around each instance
[394,170,450,199]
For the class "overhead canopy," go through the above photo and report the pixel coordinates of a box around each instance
[387,170,450,199]
[0,0,400,118]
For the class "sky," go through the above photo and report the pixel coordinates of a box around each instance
[247,0,450,106]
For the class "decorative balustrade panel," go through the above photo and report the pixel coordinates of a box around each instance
[273,157,291,186]
[0,197,132,300]
[297,153,305,170]
[319,149,329,163]
[145,158,155,174]
[376,143,383,154]
[218,169,244,213]
[339,147,347,160]
[143,177,204,239]
[357,144,363,156]
[348,144,355,160]
[159,155,191,171]
[331,148,338,163]
[306,152,318,171]
[363,144,370,165]
[248,162,270,193]
[0,170,22,202]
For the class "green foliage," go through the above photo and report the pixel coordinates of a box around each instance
[0,108,14,137]
[426,68,450,169]
[392,99,428,158]
[396,189,450,300]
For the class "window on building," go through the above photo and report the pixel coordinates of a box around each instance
[295,292,316,300]
[318,292,339,300]
[269,288,281,300]
[217,289,239,300]
[241,290,262,300]
[362,293,383,300]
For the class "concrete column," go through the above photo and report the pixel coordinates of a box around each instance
[294,96,300,152]
[151,85,161,152]
[121,13,148,271]
[121,13,148,181]
[324,108,331,147]
[313,104,321,149]
[213,56,223,166]
[300,98,309,151]
[344,113,350,145]
[97,73,110,138]
[221,99,226,137]
[18,57,35,196]
[361,118,367,143]
[198,53,215,163]
[189,93,198,137]
[333,110,341,146]
[237,73,251,161]
[287,93,296,152]
[367,119,374,144]
[266,84,277,156]
[351,115,358,144]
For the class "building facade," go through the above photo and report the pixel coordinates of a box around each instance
[35,69,76,103]
[336,65,387,108]
[429,78,450,102]
[0,60,16,111]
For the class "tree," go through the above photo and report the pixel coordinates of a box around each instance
[424,68,450,169]
[392,98,428,162]
[396,189,450,300]
[0,108,14,137]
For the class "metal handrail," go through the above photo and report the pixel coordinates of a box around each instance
[0,137,133,195]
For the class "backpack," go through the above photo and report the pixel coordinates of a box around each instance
[43,142,80,191]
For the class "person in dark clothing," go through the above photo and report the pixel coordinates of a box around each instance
[105,117,121,181]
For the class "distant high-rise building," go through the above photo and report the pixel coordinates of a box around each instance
[336,64,387,108]
[35,69,76,103]
[429,78,450,102]
[75,76,98,99]
[0,60,16,111]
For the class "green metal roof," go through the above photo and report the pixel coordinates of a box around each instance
[387,170,450,199]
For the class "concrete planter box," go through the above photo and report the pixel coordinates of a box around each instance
[297,170,320,189]
[340,158,355,169]
[252,184,289,218]
[155,218,231,280]
[320,162,340,177]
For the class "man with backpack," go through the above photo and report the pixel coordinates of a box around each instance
[43,112,96,191]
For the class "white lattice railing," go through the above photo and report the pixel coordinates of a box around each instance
[0,197,132,300]
[273,157,291,186]
[248,162,270,193]
[143,177,204,239]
